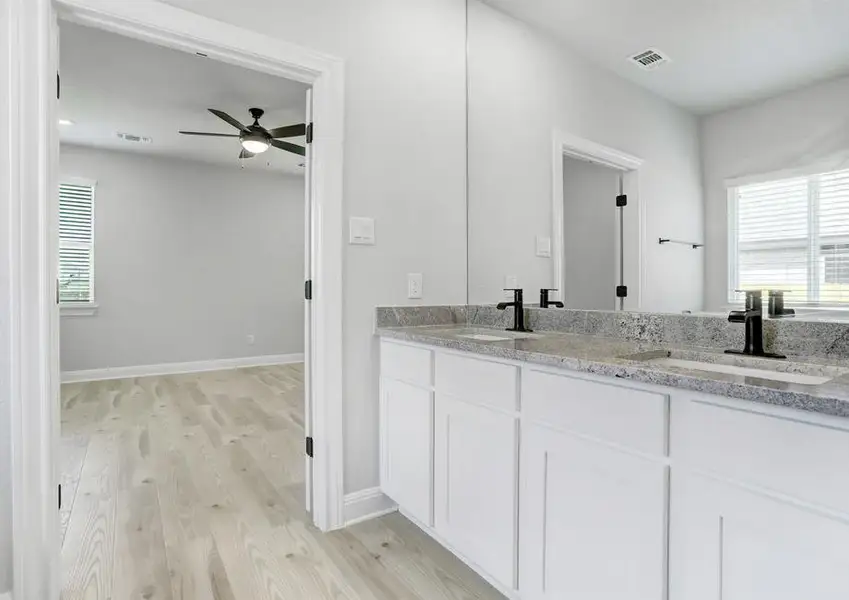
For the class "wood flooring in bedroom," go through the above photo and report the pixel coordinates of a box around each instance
[60,364,503,600]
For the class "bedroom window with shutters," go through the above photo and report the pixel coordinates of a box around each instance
[59,180,96,305]
[728,168,849,306]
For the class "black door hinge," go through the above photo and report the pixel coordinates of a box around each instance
[305,436,314,458]
[305,279,313,300]
[58,484,62,510]
[616,285,628,298]
[306,122,314,144]
[616,194,627,207]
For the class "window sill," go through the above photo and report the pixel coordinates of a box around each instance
[60,303,99,317]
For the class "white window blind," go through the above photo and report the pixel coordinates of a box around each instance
[729,168,849,306]
[59,182,95,304]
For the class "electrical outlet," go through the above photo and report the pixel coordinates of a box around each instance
[408,273,423,299]
[246,334,255,345]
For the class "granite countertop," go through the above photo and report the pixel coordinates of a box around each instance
[376,324,849,419]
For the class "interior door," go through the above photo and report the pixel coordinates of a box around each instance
[303,87,314,515]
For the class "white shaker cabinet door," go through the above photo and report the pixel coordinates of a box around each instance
[670,471,849,600]
[519,423,668,600]
[434,393,519,591]
[379,378,433,526]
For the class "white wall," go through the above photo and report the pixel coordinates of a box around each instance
[563,157,618,310]
[467,1,704,313]
[151,0,469,494]
[59,144,304,373]
[701,74,849,311]
[0,0,13,590]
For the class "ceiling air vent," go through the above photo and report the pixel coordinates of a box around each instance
[629,48,670,71]
[116,132,152,144]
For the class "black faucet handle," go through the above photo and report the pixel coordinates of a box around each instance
[734,289,763,309]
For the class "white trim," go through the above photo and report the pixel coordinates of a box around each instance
[7,1,347,598]
[551,130,645,309]
[61,353,304,383]
[343,488,398,526]
[724,159,849,189]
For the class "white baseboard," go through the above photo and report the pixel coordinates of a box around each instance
[343,487,397,526]
[61,353,304,383]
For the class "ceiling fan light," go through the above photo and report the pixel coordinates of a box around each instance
[241,135,270,154]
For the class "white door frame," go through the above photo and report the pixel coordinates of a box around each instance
[551,130,645,310]
[3,1,347,598]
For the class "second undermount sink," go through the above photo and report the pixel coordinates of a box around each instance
[435,328,542,342]
[624,350,847,387]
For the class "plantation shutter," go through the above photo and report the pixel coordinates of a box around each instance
[730,168,849,306]
[59,182,95,303]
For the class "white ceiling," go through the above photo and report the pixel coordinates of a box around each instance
[59,22,310,174]
[482,0,849,114]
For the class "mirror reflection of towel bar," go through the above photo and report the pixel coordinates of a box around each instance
[658,238,703,249]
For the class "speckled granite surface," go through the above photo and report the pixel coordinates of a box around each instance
[376,323,849,419]
[466,306,849,360]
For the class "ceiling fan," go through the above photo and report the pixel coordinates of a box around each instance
[179,108,307,159]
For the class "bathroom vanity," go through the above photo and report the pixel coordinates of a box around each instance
[376,320,849,600]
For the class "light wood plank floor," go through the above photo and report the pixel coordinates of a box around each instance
[61,364,504,600]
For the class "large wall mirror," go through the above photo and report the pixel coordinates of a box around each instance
[465,0,849,319]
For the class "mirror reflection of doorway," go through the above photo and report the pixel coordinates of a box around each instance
[562,156,622,310]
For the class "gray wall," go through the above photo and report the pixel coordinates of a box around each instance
[563,157,619,310]
[161,0,469,495]
[467,0,704,312]
[60,144,305,373]
[701,73,849,311]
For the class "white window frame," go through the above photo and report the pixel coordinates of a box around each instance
[59,177,98,316]
[727,169,849,310]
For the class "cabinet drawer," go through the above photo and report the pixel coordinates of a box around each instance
[380,340,433,387]
[523,369,668,456]
[436,352,519,411]
[673,397,849,513]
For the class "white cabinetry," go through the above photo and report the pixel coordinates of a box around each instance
[379,341,434,526]
[434,392,518,589]
[378,339,849,600]
[670,396,849,600]
[434,352,520,591]
[520,369,669,600]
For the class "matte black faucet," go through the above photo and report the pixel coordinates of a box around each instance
[540,289,564,309]
[768,290,796,318]
[497,289,532,332]
[726,290,785,359]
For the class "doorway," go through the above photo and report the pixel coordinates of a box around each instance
[550,130,645,311]
[561,156,622,310]
[5,2,345,598]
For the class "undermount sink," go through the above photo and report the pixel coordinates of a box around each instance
[435,328,541,342]
[624,350,847,387]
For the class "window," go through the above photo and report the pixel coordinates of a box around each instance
[728,168,849,306]
[59,181,95,305]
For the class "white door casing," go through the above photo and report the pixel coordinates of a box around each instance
[5,1,346,598]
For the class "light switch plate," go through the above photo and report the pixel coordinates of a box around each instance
[536,235,552,258]
[407,273,423,299]
[349,217,375,245]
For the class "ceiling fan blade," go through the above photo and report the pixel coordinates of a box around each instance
[271,139,306,157]
[208,108,248,132]
[239,149,256,160]
[179,131,240,137]
[267,123,307,139]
